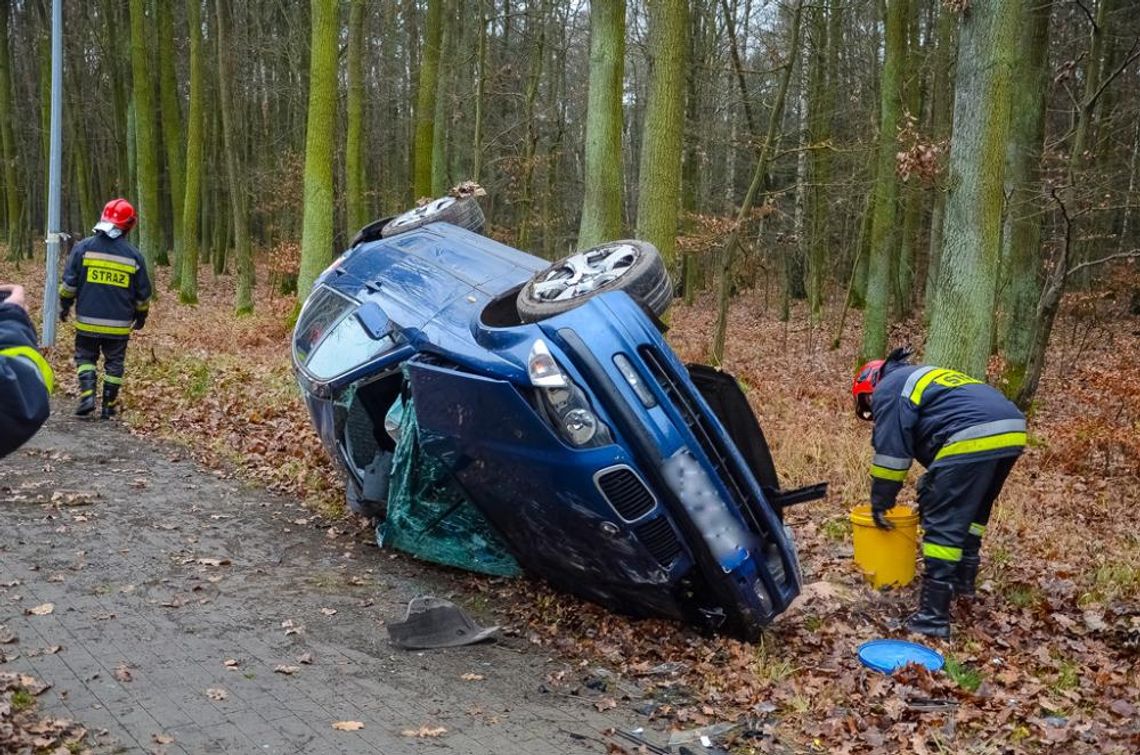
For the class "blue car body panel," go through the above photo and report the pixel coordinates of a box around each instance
[293,222,803,638]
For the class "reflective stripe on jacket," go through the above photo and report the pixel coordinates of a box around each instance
[60,233,151,338]
[868,357,1026,508]
[0,304,53,458]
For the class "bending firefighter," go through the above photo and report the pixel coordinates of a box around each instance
[58,199,151,419]
[852,347,1026,639]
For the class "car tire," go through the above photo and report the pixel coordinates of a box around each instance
[380,196,486,238]
[516,239,673,323]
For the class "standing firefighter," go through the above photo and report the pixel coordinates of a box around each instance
[852,347,1026,638]
[58,199,151,419]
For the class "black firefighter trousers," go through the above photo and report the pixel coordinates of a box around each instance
[74,334,128,386]
[916,456,1020,581]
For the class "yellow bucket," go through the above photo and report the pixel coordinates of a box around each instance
[850,505,920,589]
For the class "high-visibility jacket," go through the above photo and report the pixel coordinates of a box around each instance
[0,303,53,458]
[869,354,1026,509]
[59,233,151,338]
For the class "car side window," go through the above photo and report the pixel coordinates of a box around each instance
[304,310,397,380]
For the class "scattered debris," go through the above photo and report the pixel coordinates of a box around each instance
[387,596,498,650]
[274,665,300,676]
[25,603,54,616]
[460,673,484,682]
[205,688,228,701]
[332,720,364,731]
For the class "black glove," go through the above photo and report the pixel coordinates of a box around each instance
[133,311,147,331]
[59,298,71,322]
[871,503,895,531]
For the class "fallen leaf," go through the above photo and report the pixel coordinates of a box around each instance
[223,659,240,668]
[113,663,133,682]
[332,721,365,731]
[401,725,447,737]
[17,674,51,695]
[26,603,54,616]
[0,626,16,644]
[281,619,302,636]
[461,673,485,681]
[298,653,313,665]
[206,688,228,701]
[153,733,175,745]
[594,697,618,712]
[196,557,231,567]
[274,665,300,675]
[320,608,337,616]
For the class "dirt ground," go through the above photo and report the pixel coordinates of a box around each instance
[1,408,648,754]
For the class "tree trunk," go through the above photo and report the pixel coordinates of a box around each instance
[214,0,253,313]
[158,0,186,287]
[472,0,488,183]
[413,0,443,198]
[430,0,452,196]
[0,1,28,260]
[577,0,625,249]
[295,0,339,300]
[859,0,907,362]
[180,0,205,304]
[925,0,1021,377]
[517,0,550,250]
[635,0,688,271]
[345,0,367,233]
[923,0,957,321]
[805,1,833,324]
[998,0,1052,398]
[129,0,161,273]
[711,0,803,364]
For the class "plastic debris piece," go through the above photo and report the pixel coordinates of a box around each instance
[387,596,499,650]
[857,639,945,674]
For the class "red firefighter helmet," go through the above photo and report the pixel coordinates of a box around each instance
[852,359,885,421]
[94,198,137,238]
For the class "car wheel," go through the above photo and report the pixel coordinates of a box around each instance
[516,239,673,323]
[380,196,486,238]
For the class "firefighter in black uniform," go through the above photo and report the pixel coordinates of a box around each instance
[58,199,151,419]
[1,283,54,458]
[852,348,1026,638]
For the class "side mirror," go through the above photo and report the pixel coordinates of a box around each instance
[356,301,391,340]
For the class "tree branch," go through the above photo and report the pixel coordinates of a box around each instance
[1082,37,1140,113]
[1066,250,1140,278]
[1073,0,1097,30]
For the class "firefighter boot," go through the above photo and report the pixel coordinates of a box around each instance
[75,370,97,416]
[954,529,984,599]
[100,382,121,420]
[905,578,954,639]
[954,554,981,599]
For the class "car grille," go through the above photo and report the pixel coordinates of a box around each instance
[634,516,683,566]
[639,348,772,541]
[596,467,656,521]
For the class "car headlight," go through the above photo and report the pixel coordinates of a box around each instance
[528,339,612,447]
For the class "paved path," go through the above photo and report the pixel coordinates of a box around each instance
[1,411,643,754]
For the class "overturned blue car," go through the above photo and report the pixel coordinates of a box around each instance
[292,196,825,640]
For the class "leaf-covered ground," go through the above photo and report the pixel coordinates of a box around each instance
[4,258,1138,753]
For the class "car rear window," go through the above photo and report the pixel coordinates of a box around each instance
[294,286,355,365]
